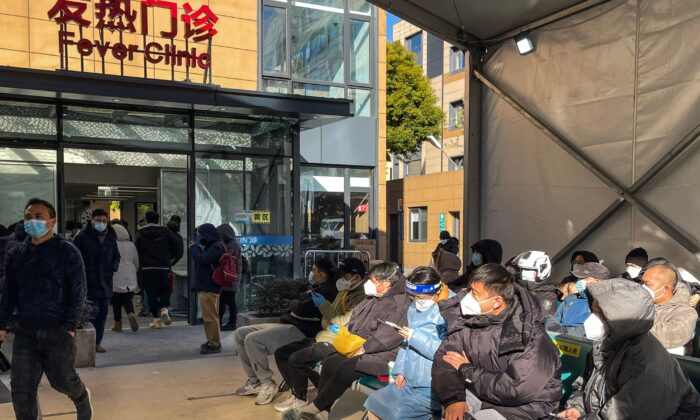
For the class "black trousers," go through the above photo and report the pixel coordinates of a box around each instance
[11,325,87,420]
[142,269,170,318]
[275,340,336,400]
[312,351,364,412]
[218,290,237,325]
[111,291,135,322]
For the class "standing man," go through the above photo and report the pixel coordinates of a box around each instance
[0,198,93,419]
[73,209,120,353]
[135,211,181,329]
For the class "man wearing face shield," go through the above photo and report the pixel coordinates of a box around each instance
[432,264,561,420]
[364,266,453,420]
[73,208,120,354]
[273,258,368,413]
[556,279,700,419]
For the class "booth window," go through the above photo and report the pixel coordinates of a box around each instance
[409,207,427,242]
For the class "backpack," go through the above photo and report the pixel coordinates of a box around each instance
[212,245,240,288]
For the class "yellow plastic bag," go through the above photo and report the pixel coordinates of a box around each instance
[332,327,366,357]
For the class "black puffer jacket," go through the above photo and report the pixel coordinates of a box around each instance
[456,239,504,290]
[72,223,120,299]
[135,224,181,270]
[565,279,700,419]
[432,286,562,419]
[190,224,225,294]
[517,280,559,318]
[280,278,338,338]
[347,279,406,375]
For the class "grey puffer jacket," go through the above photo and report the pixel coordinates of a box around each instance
[650,281,698,352]
[565,279,700,419]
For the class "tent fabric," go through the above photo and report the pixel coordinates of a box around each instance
[480,0,700,281]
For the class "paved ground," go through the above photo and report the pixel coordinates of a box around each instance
[0,324,368,420]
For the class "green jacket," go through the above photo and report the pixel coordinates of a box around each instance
[315,283,367,344]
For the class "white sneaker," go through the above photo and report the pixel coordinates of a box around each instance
[234,379,260,396]
[254,380,279,405]
[160,308,172,326]
[274,394,307,412]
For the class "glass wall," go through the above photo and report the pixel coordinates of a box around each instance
[0,148,57,227]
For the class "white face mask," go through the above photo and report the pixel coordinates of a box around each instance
[415,299,436,312]
[364,280,379,297]
[460,292,496,316]
[584,313,607,341]
[626,266,642,279]
[440,239,448,245]
[336,277,354,291]
[520,269,538,282]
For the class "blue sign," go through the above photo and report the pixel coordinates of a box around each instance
[237,235,293,246]
[439,213,445,232]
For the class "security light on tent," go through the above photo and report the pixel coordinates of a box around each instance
[514,33,535,55]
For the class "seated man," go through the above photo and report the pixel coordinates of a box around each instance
[233,258,338,405]
[513,250,557,317]
[273,257,368,412]
[432,264,562,420]
[284,262,406,420]
[558,279,700,419]
[642,264,698,355]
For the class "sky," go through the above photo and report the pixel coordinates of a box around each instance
[387,12,400,41]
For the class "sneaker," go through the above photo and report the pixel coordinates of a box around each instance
[274,394,307,413]
[127,313,139,332]
[74,388,93,420]
[200,344,222,354]
[298,406,328,420]
[148,319,162,329]
[234,379,261,396]
[95,344,106,353]
[255,380,280,405]
[160,308,172,326]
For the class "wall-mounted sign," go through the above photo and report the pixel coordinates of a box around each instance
[252,210,271,224]
[49,0,219,70]
[356,204,368,213]
[439,213,445,232]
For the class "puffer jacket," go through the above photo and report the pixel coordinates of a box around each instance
[72,222,120,299]
[565,279,700,419]
[189,224,225,294]
[135,224,180,270]
[316,282,367,344]
[650,281,698,351]
[346,279,406,375]
[546,293,589,337]
[434,249,462,291]
[113,224,139,293]
[432,286,562,419]
[518,279,559,317]
[393,290,454,389]
[280,278,338,338]
[456,239,504,290]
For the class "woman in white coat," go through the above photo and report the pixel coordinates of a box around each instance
[112,224,140,332]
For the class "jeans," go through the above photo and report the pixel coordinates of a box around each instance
[11,325,87,420]
[111,292,135,322]
[234,323,307,383]
[90,296,110,345]
[199,291,221,347]
[142,269,170,318]
[218,290,237,326]
[312,351,364,412]
[275,341,335,400]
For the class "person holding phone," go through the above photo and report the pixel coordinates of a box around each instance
[364,266,453,420]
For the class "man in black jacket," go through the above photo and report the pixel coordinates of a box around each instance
[0,198,93,420]
[432,264,561,420]
[135,211,180,328]
[233,258,338,406]
[73,209,120,353]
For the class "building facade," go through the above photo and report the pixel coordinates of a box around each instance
[0,0,386,322]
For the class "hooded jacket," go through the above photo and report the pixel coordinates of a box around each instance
[565,279,700,419]
[434,248,462,290]
[135,223,181,271]
[113,224,139,293]
[189,224,225,294]
[216,224,243,292]
[279,277,338,338]
[432,286,562,419]
[73,222,120,299]
[434,237,460,256]
[517,280,559,317]
[546,293,590,337]
[346,279,407,375]
[650,281,698,352]
[316,281,367,344]
[393,289,454,389]
[456,239,504,290]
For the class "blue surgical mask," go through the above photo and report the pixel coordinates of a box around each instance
[308,271,316,285]
[471,252,482,266]
[24,219,49,238]
[576,279,587,293]
[194,234,202,246]
[94,222,108,232]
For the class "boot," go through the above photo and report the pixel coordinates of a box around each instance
[111,321,122,333]
[127,313,139,332]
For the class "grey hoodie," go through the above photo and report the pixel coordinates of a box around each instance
[566,279,700,419]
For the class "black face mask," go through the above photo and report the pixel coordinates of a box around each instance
[200,238,207,246]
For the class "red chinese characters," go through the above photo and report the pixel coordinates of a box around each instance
[95,0,137,32]
[47,0,91,27]
[182,3,219,42]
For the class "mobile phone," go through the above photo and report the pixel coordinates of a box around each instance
[377,318,401,329]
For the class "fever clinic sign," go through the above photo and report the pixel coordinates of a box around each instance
[49,0,219,70]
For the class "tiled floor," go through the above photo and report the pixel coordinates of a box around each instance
[0,354,368,420]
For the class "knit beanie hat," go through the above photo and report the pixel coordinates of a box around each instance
[625,247,648,267]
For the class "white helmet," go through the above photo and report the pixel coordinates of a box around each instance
[514,250,551,282]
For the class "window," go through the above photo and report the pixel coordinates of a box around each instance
[262,78,290,94]
[450,155,464,171]
[262,6,288,75]
[350,20,370,84]
[449,100,464,130]
[449,47,465,73]
[450,211,460,239]
[409,207,427,242]
[292,83,345,99]
[406,33,423,68]
[349,0,371,15]
[290,1,345,83]
[348,88,371,116]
